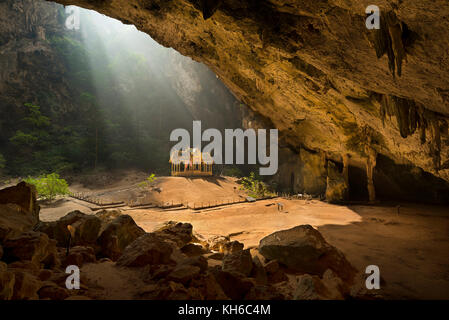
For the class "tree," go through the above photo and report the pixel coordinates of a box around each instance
[240,172,274,199]
[24,173,69,201]
[0,154,5,170]
[139,173,157,188]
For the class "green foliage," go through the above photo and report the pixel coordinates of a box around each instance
[23,103,51,128]
[24,173,69,201]
[222,166,243,177]
[139,173,157,188]
[240,172,274,199]
[0,153,6,169]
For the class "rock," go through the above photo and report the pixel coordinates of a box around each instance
[206,235,230,251]
[245,285,285,300]
[0,182,40,242]
[0,244,3,260]
[153,222,194,247]
[7,260,40,273]
[181,255,208,272]
[180,243,207,257]
[167,265,201,285]
[0,262,15,300]
[37,211,102,247]
[97,214,145,260]
[37,269,53,281]
[38,282,70,300]
[3,231,59,268]
[263,260,287,284]
[259,225,357,281]
[293,270,345,300]
[95,209,122,222]
[264,260,280,274]
[222,249,253,277]
[11,270,42,300]
[149,264,175,281]
[220,240,244,255]
[251,255,268,285]
[64,246,96,267]
[0,182,39,224]
[211,268,254,300]
[204,252,224,260]
[117,233,174,267]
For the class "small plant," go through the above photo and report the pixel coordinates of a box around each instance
[139,173,157,188]
[240,172,275,199]
[24,173,69,201]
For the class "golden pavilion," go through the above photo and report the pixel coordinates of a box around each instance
[169,148,214,176]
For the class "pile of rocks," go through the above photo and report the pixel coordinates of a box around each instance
[0,182,370,300]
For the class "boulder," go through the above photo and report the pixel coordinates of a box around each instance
[259,225,356,281]
[167,265,201,285]
[3,231,59,268]
[263,260,288,284]
[95,209,122,222]
[293,270,345,300]
[117,233,174,267]
[11,270,42,300]
[97,214,145,260]
[180,255,208,272]
[38,282,70,300]
[206,235,230,251]
[0,182,40,242]
[222,249,253,277]
[0,262,15,300]
[153,222,194,247]
[204,252,224,260]
[220,240,244,255]
[211,267,254,300]
[64,246,96,267]
[37,269,53,281]
[37,211,101,247]
[0,182,39,224]
[180,243,207,257]
[245,285,285,300]
[251,255,268,286]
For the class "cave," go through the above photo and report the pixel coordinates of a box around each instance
[0,0,449,305]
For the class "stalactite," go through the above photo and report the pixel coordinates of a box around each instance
[380,94,444,170]
[372,11,408,77]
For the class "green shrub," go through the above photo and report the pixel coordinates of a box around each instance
[24,173,69,201]
[138,173,157,188]
[240,172,275,199]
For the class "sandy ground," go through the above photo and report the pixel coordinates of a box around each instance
[39,174,449,299]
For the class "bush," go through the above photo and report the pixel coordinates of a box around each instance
[138,173,157,188]
[239,172,275,199]
[24,173,69,201]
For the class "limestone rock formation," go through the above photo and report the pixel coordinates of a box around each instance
[0,182,40,241]
[37,210,102,247]
[259,225,357,281]
[97,214,145,260]
[2,231,59,269]
[116,233,175,267]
